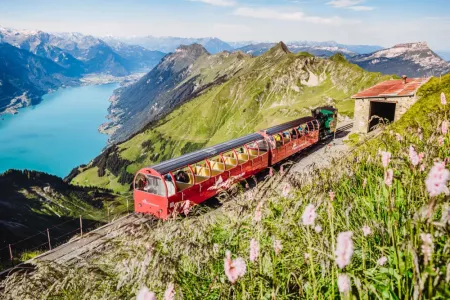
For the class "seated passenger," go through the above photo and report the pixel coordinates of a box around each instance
[175,170,190,183]
[291,129,297,139]
[137,176,147,190]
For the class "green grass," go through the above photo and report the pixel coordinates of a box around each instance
[3,75,450,299]
[73,46,392,192]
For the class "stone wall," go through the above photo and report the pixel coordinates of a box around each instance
[353,95,416,133]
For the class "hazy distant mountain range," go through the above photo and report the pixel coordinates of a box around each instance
[0,24,449,115]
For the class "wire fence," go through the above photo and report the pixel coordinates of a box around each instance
[1,203,132,269]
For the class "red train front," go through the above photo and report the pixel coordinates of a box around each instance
[134,116,321,219]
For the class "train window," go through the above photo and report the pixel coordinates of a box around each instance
[223,151,238,169]
[282,131,291,143]
[273,134,283,148]
[174,167,194,191]
[135,173,166,197]
[290,128,298,139]
[235,147,249,163]
[163,174,176,196]
[246,141,260,157]
[209,155,226,176]
[256,139,268,152]
[192,161,210,183]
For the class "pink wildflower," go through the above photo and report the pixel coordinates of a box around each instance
[425,161,450,197]
[304,253,310,260]
[409,145,420,166]
[362,225,371,237]
[315,225,322,233]
[420,164,427,172]
[164,283,175,300]
[274,240,282,256]
[245,183,250,189]
[335,231,354,269]
[438,136,445,146]
[442,121,448,135]
[337,274,351,293]
[249,239,260,262]
[381,151,391,168]
[280,165,284,175]
[269,167,274,177]
[329,191,335,201]
[363,178,367,188]
[419,152,425,162]
[377,256,388,266]
[301,204,317,226]
[183,200,191,215]
[282,183,291,197]
[224,250,246,283]
[442,92,447,105]
[254,201,263,222]
[137,287,157,300]
[384,169,394,186]
[395,133,403,141]
[420,233,434,266]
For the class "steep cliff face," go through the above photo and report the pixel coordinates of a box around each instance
[72,43,392,192]
[350,42,450,77]
[104,44,251,143]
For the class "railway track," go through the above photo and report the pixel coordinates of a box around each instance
[0,122,353,279]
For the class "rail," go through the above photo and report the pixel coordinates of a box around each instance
[1,123,354,278]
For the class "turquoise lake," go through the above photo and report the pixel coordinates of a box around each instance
[0,83,119,178]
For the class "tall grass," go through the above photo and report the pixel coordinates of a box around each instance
[1,79,449,299]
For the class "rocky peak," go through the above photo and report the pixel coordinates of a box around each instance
[175,43,209,57]
[263,42,291,58]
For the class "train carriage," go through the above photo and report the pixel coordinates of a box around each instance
[134,112,333,219]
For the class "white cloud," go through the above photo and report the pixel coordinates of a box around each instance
[233,7,357,25]
[349,6,374,11]
[189,0,236,7]
[327,0,363,8]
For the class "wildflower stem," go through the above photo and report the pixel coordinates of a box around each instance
[306,227,317,298]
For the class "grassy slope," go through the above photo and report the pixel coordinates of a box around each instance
[3,75,449,299]
[0,170,126,269]
[73,46,392,192]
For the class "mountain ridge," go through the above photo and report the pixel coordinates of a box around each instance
[350,42,450,77]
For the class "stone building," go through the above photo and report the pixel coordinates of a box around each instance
[352,76,429,133]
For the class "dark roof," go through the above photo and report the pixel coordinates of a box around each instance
[150,133,263,174]
[264,116,315,135]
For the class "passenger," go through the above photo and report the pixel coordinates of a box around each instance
[137,176,147,190]
[165,174,173,181]
[291,129,297,139]
[175,170,190,183]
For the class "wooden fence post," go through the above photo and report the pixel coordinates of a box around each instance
[80,215,83,237]
[47,228,52,250]
[9,244,13,267]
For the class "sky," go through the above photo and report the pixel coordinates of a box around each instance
[1,0,450,50]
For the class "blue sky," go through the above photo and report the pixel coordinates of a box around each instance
[1,0,450,50]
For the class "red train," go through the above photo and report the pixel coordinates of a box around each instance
[134,107,337,219]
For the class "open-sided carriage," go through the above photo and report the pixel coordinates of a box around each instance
[134,113,331,219]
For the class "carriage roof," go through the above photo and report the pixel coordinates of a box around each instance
[149,116,316,174]
[150,133,263,174]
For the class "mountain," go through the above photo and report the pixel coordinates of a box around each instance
[350,42,450,77]
[102,39,166,71]
[70,43,393,191]
[0,27,165,76]
[0,43,79,113]
[107,35,234,54]
[237,42,357,58]
[235,41,382,57]
[0,169,117,266]
[102,44,251,143]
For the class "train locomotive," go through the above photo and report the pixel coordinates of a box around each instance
[133,106,338,219]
